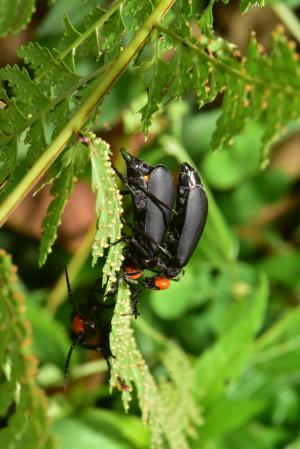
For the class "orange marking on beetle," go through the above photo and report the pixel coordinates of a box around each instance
[124,265,143,280]
[144,175,149,182]
[154,277,171,290]
[72,315,85,335]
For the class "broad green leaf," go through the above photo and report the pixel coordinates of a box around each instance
[52,417,132,449]
[26,300,69,367]
[150,264,211,319]
[79,408,150,448]
[195,275,268,405]
[198,398,265,441]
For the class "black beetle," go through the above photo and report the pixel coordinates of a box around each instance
[160,161,208,277]
[113,150,208,317]
[114,148,175,281]
[125,162,208,314]
[64,266,115,390]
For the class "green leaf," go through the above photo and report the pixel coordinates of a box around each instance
[79,408,150,448]
[198,398,265,441]
[122,0,154,32]
[52,417,132,449]
[141,43,172,133]
[142,25,300,165]
[0,0,36,37]
[0,249,54,449]
[89,133,123,290]
[199,0,217,33]
[195,275,268,405]
[150,264,210,319]
[39,161,74,267]
[240,0,266,13]
[110,283,202,449]
[39,142,88,266]
[26,300,69,367]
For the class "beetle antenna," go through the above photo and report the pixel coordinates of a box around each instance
[64,336,80,392]
[64,265,75,308]
[64,340,76,391]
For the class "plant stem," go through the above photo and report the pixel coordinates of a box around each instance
[0,0,175,227]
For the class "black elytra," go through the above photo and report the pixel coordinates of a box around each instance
[114,149,175,269]
[163,162,208,276]
[113,150,208,313]
[64,266,115,391]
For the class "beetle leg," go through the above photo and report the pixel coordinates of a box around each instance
[122,219,173,258]
[113,165,177,215]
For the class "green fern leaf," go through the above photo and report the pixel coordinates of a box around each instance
[122,0,154,32]
[0,0,36,37]
[0,43,79,173]
[143,25,300,165]
[101,9,125,63]
[0,139,17,184]
[141,43,173,132]
[173,0,193,36]
[25,119,47,166]
[39,163,74,267]
[59,9,104,61]
[199,0,217,33]
[88,133,123,289]
[0,249,54,448]
[110,283,203,449]
[240,0,265,14]
[17,43,80,98]
[39,142,88,266]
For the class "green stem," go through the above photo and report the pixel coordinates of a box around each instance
[0,0,175,227]
[272,2,300,44]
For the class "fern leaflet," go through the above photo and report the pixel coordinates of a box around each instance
[0,249,54,449]
[110,283,202,449]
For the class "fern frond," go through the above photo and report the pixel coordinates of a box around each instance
[88,133,123,290]
[58,2,124,63]
[38,142,88,266]
[0,0,36,37]
[0,1,122,182]
[110,283,202,449]
[141,24,300,165]
[240,0,266,14]
[0,249,54,448]
[0,0,176,231]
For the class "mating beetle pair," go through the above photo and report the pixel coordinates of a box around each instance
[64,148,208,387]
[116,149,208,313]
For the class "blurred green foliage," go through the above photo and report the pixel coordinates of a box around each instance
[1,0,300,449]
